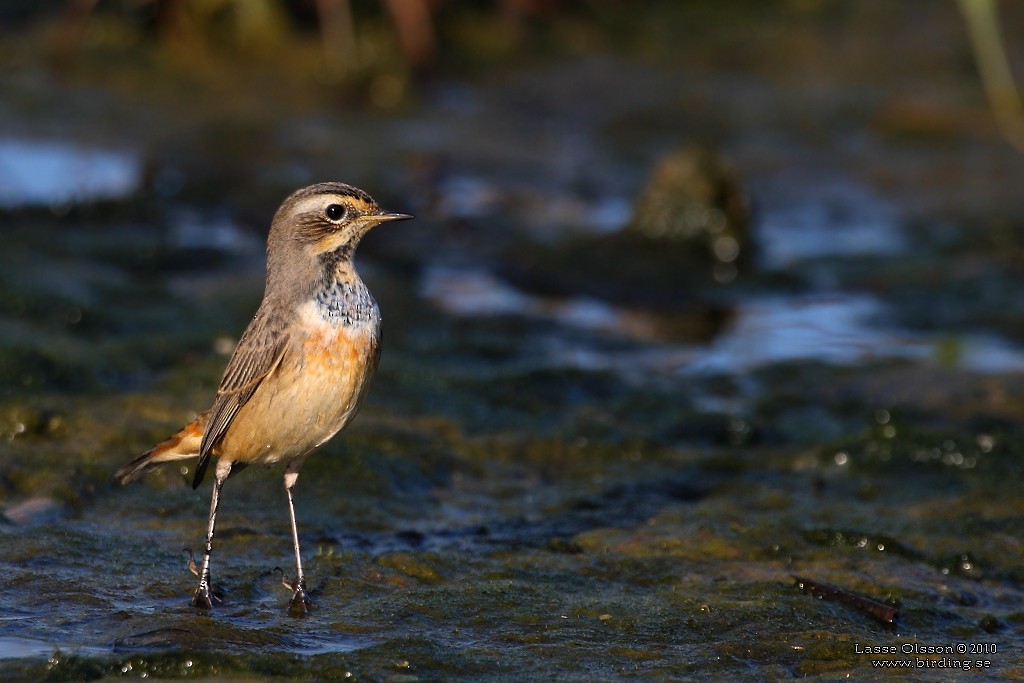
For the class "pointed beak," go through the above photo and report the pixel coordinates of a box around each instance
[374,212,414,223]
[355,211,413,236]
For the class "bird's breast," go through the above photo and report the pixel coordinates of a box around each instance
[295,298,380,371]
[217,297,380,467]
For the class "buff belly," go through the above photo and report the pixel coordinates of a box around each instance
[216,310,379,467]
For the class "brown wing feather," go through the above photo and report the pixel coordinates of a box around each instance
[193,309,289,489]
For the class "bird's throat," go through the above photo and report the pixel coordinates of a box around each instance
[313,263,379,326]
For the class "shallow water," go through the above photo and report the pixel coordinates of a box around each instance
[0,139,142,209]
[424,265,1024,381]
[3,3,1024,682]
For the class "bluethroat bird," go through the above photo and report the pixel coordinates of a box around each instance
[116,182,411,614]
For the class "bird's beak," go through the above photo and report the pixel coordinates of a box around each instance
[374,212,414,223]
[354,212,413,236]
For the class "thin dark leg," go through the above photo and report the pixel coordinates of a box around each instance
[191,465,228,608]
[284,470,313,615]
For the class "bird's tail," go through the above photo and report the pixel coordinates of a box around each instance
[115,412,207,485]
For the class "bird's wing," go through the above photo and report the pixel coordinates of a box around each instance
[192,309,290,489]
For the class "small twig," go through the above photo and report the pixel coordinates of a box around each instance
[958,0,1024,152]
[793,574,898,625]
[183,547,199,577]
[272,566,296,590]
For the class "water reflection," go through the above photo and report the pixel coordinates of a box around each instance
[0,139,141,208]
[0,636,57,660]
[690,295,903,373]
[756,176,905,269]
[423,266,1024,377]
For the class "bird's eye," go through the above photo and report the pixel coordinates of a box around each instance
[325,204,346,221]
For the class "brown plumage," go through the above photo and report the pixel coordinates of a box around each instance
[116,182,411,613]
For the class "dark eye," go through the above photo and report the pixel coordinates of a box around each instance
[325,204,346,221]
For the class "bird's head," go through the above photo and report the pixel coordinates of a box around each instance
[272,182,412,259]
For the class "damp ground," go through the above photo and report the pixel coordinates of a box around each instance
[3,3,1024,681]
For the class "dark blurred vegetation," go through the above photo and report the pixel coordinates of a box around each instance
[5,1,1022,152]
[0,1,832,108]
[2,1,608,100]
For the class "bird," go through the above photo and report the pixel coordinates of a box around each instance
[115,182,411,614]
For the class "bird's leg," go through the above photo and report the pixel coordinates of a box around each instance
[191,461,231,609]
[283,468,313,615]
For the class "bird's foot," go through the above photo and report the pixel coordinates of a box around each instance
[190,578,223,608]
[288,589,314,617]
[185,548,221,609]
[276,568,314,616]
[191,584,214,609]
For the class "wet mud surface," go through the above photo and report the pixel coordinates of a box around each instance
[3,2,1024,680]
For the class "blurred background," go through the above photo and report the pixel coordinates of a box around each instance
[3,1,1024,680]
